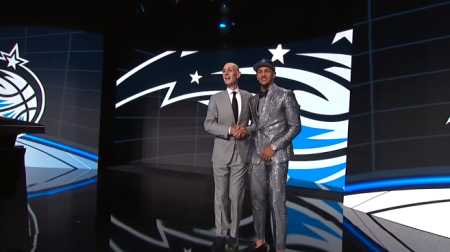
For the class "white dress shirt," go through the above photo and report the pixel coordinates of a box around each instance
[227,87,242,134]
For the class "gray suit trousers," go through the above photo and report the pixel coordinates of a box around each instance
[213,145,247,239]
[249,161,288,251]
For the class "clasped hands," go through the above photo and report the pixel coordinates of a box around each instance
[230,125,275,162]
[230,125,248,139]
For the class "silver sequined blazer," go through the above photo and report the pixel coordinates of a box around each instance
[247,83,302,164]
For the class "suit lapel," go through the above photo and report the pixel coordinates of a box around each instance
[221,91,236,124]
[237,92,248,124]
[258,84,278,128]
[252,94,260,123]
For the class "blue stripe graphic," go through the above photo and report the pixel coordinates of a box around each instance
[345,176,450,194]
[20,134,98,161]
[292,126,347,150]
[2,110,14,117]
[322,176,346,192]
[287,179,329,190]
[0,99,11,108]
[324,201,343,215]
[288,163,346,182]
[27,178,97,199]
[343,219,382,252]
[287,207,342,241]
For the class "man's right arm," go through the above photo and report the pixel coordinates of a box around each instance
[240,96,256,138]
[204,96,230,138]
[246,109,256,134]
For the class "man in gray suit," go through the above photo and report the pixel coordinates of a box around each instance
[241,59,301,252]
[204,62,253,252]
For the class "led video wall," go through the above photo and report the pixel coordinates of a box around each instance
[342,1,450,251]
[345,4,450,194]
[114,29,353,192]
[0,26,103,196]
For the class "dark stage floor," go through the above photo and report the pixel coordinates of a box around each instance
[105,166,369,252]
[23,165,385,252]
[22,165,450,252]
[26,180,98,252]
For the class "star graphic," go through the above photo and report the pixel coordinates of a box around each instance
[0,43,28,70]
[6,54,20,70]
[190,71,202,84]
[268,44,290,64]
[183,248,191,252]
[446,116,450,125]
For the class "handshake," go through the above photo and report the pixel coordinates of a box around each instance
[230,125,248,139]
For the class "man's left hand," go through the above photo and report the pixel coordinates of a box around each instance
[233,125,248,139]
[260,145,275,162]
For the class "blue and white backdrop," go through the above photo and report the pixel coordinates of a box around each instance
[114,29,353,192]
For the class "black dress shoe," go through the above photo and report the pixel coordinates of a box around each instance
[240,243,267,252]
[227,236,239,251]
[212,236,226,252]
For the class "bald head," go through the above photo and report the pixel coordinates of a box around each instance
[222,62,241,88]
[223,62,239,72]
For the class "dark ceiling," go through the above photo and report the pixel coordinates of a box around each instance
[0,0,354,50]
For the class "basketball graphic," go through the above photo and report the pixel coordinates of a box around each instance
[0,43,45,123]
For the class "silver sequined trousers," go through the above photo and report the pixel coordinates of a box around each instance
[249,161,288,251]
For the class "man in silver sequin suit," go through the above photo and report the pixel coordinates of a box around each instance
[241,59,301,252]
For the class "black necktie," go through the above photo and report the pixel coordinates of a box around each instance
[259,90,268,98]
[232,91,238,123]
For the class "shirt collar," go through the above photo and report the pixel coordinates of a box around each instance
[227,87,240,94]
[261,83,275,92]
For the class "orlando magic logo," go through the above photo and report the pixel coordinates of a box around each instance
[116,29,353,191]
[0,43,45,123]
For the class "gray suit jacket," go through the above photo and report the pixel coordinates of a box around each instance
[247,83,302,164]
[204,89,253,165]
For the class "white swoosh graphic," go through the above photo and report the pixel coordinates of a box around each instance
[117,51,176,86]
